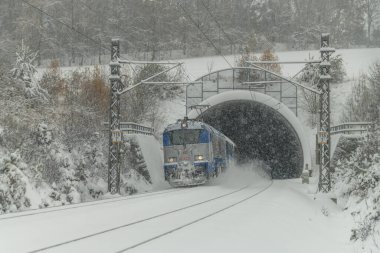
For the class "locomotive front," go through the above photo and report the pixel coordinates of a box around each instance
[163,118,211,186]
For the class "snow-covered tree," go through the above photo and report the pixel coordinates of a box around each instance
[119,137,153,195]
[11,41,48,100]
[123,63,182,125]
[333,124,380,245]
[36,123,53,146]
[299,54,346,126]
[236,46,259,82]
[0,152,31,214]
[363,0,380,46]
[341,75,373,122]
[259,49,281,74]
[341,61,380,123]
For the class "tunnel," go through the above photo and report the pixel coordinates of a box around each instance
[188,90,311,179]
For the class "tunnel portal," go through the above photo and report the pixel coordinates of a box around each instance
[198,100,303,178]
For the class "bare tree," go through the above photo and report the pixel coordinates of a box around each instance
[364,0,380,47]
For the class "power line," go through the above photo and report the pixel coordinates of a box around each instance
[178,3,233,69]
[78,0,135,41]
[20,0,139,74]
[20,0,109,52]
[199,0,234,46]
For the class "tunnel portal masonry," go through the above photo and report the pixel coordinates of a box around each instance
[187,90,312,178]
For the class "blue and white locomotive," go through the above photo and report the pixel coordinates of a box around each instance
[163,117,235,186]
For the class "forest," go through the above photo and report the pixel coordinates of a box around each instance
[0,0,379,66]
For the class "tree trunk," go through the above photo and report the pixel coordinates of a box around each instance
[367,0,372,47]
[98,40,102,64]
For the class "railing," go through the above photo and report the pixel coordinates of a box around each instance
[186,67,299,117]
[120,122,155,135]
[103,122,155,136]
[331,122,373,136]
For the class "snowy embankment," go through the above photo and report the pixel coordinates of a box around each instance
[0,165,355,253]
[180,47,380,79]
[133,135,166,190]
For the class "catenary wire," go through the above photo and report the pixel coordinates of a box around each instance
[178,3,233,69]
[199,0,234,47]
[19,0,138,75]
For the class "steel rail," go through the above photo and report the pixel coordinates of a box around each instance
[118,60,182,65]
[0,188,185,222]
[142,81,202,85]
[26,185,251,253]
[246,60,321,64]
[116,180,274,252]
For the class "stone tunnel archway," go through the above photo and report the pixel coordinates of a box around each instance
[188,90,311,178]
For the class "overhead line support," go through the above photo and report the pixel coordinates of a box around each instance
[108,39,123,194]
[318,33,335,193]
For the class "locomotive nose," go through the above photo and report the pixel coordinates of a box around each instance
[178,160,191,169]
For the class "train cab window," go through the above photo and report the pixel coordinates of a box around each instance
[169,129,202,145]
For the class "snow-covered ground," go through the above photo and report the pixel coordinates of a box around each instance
[133,135,167,190]
[0,166,355,253]
[3,48,379,252]
[180,47,380,79]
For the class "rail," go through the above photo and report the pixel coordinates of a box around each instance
[103,122,154,136]
[330,122,373,136]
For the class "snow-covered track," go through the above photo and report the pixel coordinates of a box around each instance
[25,184,253,253]
[115,180,273,253]
[0,188,185,221]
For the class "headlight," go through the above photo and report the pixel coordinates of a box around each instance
[168,157,177,163]
[194,155,204,161]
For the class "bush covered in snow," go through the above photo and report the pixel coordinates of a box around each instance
[0,55,112,213]
[333,125,380,248]
[120,137,153,195]
[331,135,363,169]
[0,152,31,214]
[0,48,165,213]
[332,61,380,250]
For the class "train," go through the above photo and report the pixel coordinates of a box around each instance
[163,117,235,187]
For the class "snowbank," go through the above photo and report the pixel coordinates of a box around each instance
[180,48,380,80]
[133,135,167,189]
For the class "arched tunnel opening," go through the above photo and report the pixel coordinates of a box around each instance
[197,100,304,179]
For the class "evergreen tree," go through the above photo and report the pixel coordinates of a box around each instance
[129,138,151,184]
[0,152,31,214]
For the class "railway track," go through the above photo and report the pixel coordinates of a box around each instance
[0,187,188,222]
[116,180,273,253]
[25,180,272,253]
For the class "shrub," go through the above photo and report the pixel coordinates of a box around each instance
[0,152,31,214]
[259,49,281,74]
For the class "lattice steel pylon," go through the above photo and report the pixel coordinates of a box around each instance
[318,34,335,192]
[108,39,123,194]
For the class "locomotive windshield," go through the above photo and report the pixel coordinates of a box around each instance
[169,129,202,145]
